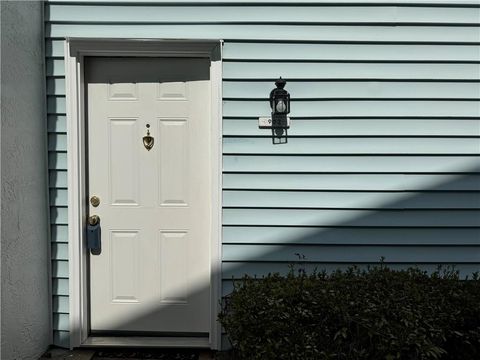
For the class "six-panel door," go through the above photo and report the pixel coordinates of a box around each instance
[86,57,212,334]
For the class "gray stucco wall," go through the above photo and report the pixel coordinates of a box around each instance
[1,1,51,358]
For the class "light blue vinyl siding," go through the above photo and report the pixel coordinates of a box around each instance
[223,100,479,117]
[45,5,480,24]
[223,227,480,245]
[223,191,480,209]
[53,295,69,313]
[222,138,480,154]
[222,43,480,61]
[223,174,480,191]
[223,63,479,80]
[52,260,68,278]
[223,156,480,173]
[45,0,480,347]
[223,81,480,99]
[46,24,480,42]
[223,119,480,136]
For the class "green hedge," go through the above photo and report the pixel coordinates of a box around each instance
[219,265,480,360]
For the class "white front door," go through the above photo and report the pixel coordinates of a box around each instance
[86,57,212,334]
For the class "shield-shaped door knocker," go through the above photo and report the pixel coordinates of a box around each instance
[143,124,154,151]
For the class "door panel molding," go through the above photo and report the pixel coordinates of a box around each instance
[65,38,223,349]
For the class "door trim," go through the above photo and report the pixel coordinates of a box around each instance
[65,38,223,349]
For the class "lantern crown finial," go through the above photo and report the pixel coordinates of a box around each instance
[275,77,286,89]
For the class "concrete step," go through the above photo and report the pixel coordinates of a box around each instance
[40,347,214,360]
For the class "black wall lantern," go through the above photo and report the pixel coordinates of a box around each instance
[269,77,290,144]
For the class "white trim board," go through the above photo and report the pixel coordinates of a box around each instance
[65,38,223,350]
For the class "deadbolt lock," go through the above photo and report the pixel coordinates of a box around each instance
[90,196,100,207]
[88,215,100,226]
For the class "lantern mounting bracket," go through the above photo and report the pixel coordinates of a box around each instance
[258,116,291,129]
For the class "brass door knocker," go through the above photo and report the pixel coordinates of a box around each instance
[143,124,154,151]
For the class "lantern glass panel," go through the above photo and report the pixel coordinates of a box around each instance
[275,99,287,113]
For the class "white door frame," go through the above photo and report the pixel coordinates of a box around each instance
[64,38,223,349]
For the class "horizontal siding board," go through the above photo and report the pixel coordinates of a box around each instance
[53,330,70,348]
[223,190,480,209]
[222,279,238,297]
[223,100,480,117]
[223,137,480,155]
[223,226,480,245]
[50,189,68,206]
[52,260,69,278]
[46,24,480,43]
[47,95,66,113]
[222,244,480,262]
[51,207,68,225]
[223,119,480,137]
[48,133,67,152]
[223,82,480,100]
[52,278,69,296]
[53,313,69,331]
[48,115,67,132]
[223,43,480,62]
[49,152,67,170]
[53,295,69,313]
[47,77,66,94]
[51,225,68,243]
[223,173,480,191]
[46,5,480,24]
[222,263,480,280]
[223,208,480,227]
[223,62,480,80]
[225,82,480,101]
[46,39,64,57]
[52,243,68,261]
[223,155,480,173]
[50,170,68,189]
[222,208,480,227]
[46,59,65,76]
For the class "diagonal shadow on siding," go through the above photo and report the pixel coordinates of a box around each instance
[70,164,480,346]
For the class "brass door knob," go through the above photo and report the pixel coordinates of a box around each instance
[90,195,100,207]
[88,215,100,226]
